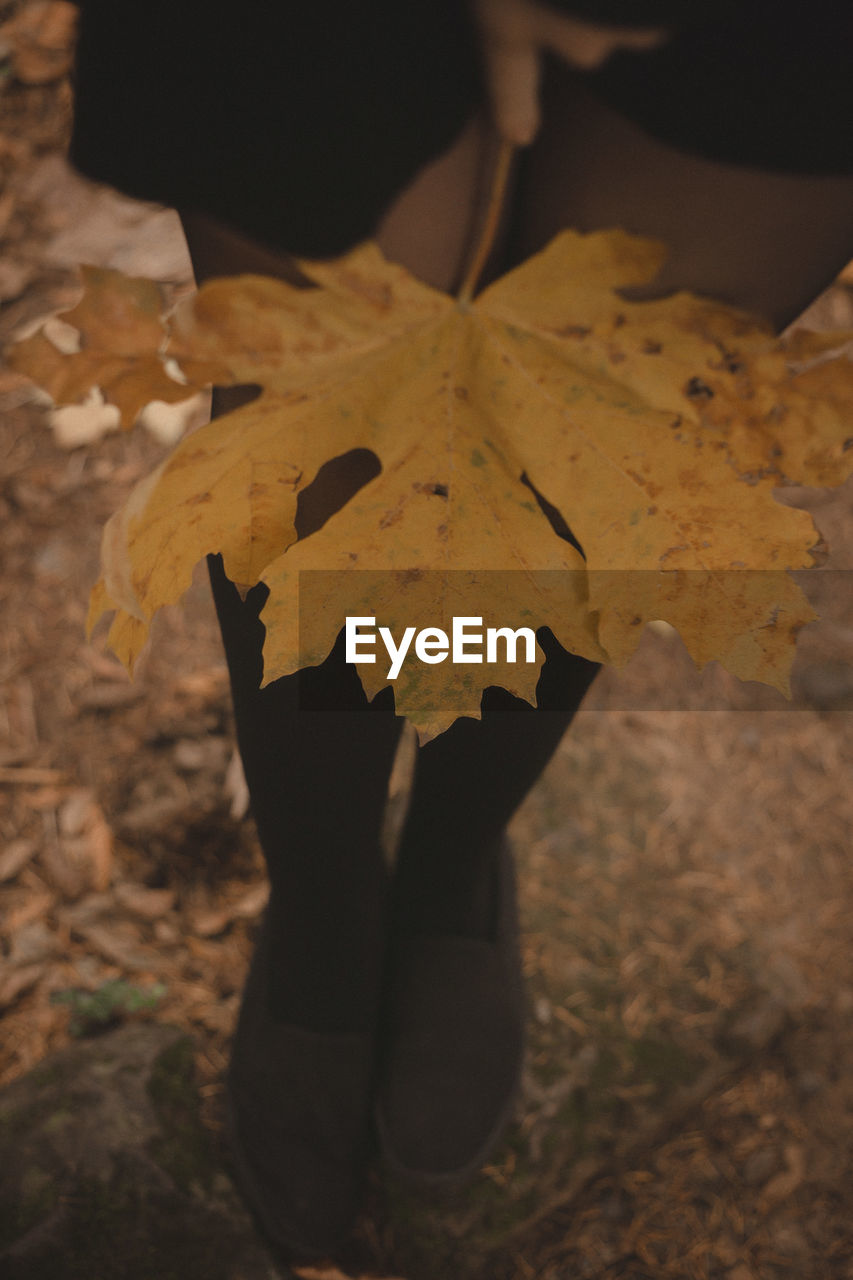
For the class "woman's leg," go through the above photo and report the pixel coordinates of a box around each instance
[181,215,408,1036]
[207,558,402,1032]
[391,66,853,941]
[374,63,853,1180]
[392,636,599,940]
[180,217,412,1259]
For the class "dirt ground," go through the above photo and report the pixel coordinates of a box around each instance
[2,5,853,1278]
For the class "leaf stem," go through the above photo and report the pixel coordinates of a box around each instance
[457,139,516,306]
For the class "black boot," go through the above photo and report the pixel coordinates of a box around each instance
[209,555,403,1254]
[376,633,599,1181]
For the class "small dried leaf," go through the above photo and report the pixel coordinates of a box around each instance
[8,267,204,427]
[0,839,37,883]
[114,882,176,921]
[73,920,153,969]
[45,788,115,895]
[189,907,231,939]
[231,881,270,920]
[4,890,55,935]
[0,1,77,84]
[0,964,44,1010]
[759,1143,806,1206]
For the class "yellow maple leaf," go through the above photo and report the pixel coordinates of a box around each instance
[12,227,852,740]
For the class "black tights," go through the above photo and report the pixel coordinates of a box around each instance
[208,553,599,1031]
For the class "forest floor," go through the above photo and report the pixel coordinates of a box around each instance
[2,4,853,1278]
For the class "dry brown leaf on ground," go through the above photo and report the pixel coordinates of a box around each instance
[0,839,37,883]
[57,787,113,891]
[113,882,176,922]
[0,0,77,84]
[7,266,207,426]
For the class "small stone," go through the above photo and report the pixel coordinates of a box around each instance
[173,739,209,772]
[534,997,552,1025]
[0,1023,281,1275]
[796,1070,824,1098]
[743,1146,780,1187]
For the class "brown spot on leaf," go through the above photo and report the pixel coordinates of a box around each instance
[677,469,702,496]
[554,323,591,339]
[626,470,663,500]
[710,341,744,375]
[684,376,714,402]
[413,481,448,498]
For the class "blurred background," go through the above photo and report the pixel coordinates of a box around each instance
[1,3,853,1277]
